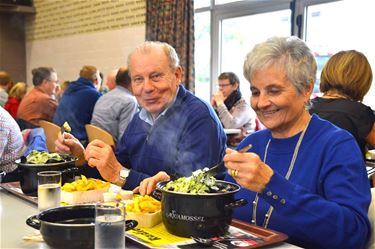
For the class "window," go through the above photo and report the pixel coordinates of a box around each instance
[195,0,375,109]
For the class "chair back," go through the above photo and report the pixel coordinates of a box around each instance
[85,124,115,147]
[38,120,60,152]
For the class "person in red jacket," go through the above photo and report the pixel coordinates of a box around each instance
[4,82,27,118]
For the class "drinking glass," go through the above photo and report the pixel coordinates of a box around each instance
[37,171,61,211]
[95,204,126,249]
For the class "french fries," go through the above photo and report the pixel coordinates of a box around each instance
[126,195,161,214]
[62,175,110,192]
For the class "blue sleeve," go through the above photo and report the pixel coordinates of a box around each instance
[173,115,226,177]
[261,137,371,249]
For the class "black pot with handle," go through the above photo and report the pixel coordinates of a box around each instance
[16,155,78,196]
[154,180,247,238]
[26,205,138,249]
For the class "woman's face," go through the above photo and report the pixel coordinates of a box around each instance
[218,79,238,98]
[250,64,312,138]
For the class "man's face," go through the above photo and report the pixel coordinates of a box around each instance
[218,78,237,98]
[106,71,117,91]
[130,48,181,119]
[44,72,59,96]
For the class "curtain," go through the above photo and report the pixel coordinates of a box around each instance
[146,0,195,92]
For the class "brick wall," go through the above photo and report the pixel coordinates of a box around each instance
[25,0,146,86]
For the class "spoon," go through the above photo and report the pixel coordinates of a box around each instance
[205,144,252,177]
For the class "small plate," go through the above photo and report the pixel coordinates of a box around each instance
[366,149,375,160]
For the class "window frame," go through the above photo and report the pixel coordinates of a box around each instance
[194,0,342,100]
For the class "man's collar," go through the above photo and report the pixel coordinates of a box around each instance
[139,86,181,126]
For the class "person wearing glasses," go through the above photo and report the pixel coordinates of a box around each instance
[212,72,256,146]
[17,67,58,127]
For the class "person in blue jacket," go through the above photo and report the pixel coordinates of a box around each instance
[223,36,371,249]
[55,41,226,191]
[53,65,102,143]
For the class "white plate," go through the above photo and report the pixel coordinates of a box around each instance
[366,149,375,160]
[224,128,241,134]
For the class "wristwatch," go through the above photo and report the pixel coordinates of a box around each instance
[114,167,130,187]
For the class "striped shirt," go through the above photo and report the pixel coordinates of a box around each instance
[0,107,24,172]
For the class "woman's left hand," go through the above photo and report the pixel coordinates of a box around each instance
[224,148,274,193]
[133,171,171,196]
[213,91,225,106]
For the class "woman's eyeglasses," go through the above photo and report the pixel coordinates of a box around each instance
[218,83,231,88]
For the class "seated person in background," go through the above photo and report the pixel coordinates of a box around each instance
[105,69,118,91]
[212,72,256,146]
[309,50,375,157]
[55,80,71,103]
[222,37,370,248]
[0,106,25,178]
[55,41,227,190]
[4,82,27,118]
[91,67,138,142]
[53,65,102,144]
[0,71,13,107]
[17,67,58,127]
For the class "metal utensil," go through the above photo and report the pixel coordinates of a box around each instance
[60,126,66,143]
[205,144,252,177]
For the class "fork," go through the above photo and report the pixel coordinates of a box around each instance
[205,144,253,177]
[61,126,66,143]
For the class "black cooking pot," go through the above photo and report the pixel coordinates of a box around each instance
[26,205,138,249]
[16,155,78,196]
[154,180,247,238]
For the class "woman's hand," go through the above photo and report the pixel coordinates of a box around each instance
[133,171,170,196]
[224,148,274,193]
[55,132,85,160]
[84,139,122,183]
[212,91,225,106]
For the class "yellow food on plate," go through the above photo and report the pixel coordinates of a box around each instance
[126,195,161,214]
[62,175,110,192]
[126,195,162,228]
[61,175,111,204]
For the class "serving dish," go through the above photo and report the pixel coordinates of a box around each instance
[154,180,247,238]
[26,205,138,249]
[127,210,162,228]
[16,154,78,196]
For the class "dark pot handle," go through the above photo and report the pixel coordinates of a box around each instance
[125,220,138,230]
[224,198,248,210]
[151,189,162,201]
[26,215,41,230]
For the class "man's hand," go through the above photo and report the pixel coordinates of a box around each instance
[133,171,170,196]
[84,139,122,183]
[55,132,85,160]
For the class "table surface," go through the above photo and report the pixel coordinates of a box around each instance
[0,188,301,249]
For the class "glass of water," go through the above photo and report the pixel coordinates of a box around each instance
[95,204,125,249]
[37,171,61,211]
